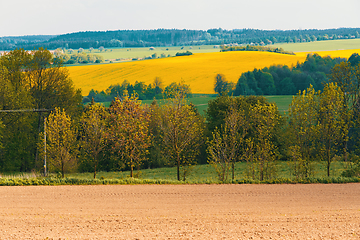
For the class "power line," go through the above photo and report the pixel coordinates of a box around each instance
[0,109,53,113]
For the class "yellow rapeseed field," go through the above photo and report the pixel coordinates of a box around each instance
[68,51,306,95]
[297,49,360,58]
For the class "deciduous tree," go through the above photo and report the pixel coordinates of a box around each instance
[0,49,36,171]
[245,102,280,181]
[207,105,246,181]
[214,74,230,96]
[287,85,319,178]
[159,88,204,181]
[318,83,347,176]
[25,48,82,167]
[330,61,360,161]
[45,108,77,177]
[108,94,151,177]
[79,101,108,179]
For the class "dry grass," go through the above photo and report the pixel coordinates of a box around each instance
[0,172,39,179]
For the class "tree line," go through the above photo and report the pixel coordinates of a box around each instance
[0,48,82,172]
[214,53,355,96]
[1,28,359,50]
[83,78,192,103]
[1,48,360,181]
[53,48,105,64]
[220,45,294,55]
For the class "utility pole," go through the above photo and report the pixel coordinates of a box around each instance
[44,116,47,177]
[0,108,53,176]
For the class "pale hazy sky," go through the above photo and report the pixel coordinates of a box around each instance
[1,0,359,37]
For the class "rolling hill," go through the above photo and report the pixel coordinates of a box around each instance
[68,51,307,95]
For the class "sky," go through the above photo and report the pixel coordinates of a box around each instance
[1,0,359,37]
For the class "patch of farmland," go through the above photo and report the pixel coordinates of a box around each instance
[68,51,306,95]
[272,38,360,52]
[89,45,218,61]
[297,48,360,59]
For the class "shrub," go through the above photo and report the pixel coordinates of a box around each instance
[65,59,76,64]
[175,51,193,56]
[341,167,360,177]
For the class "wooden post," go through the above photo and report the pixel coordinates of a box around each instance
[44,116,47,177]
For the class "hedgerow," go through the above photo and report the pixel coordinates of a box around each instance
[0,177,359,186]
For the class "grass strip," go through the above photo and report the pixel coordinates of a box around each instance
[0,177,359,186]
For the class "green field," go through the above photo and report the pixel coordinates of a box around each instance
[265,95,293,114]
[75,45,219,62]
[2,160,347,182]
[70,38,360,62]
[99,95,293,115]
[272,38,360,52]
[50,160,348,182]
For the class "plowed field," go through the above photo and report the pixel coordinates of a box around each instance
[1,184,359,239]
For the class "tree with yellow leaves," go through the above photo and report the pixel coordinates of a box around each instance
[318,82,348,176]
[159,86,205,181]
[245,102,280,181]
[287,85,319,178]
[45,108,77,178]
[79,100,108,179]
[108,94,151,178]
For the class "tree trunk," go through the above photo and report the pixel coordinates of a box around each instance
[327,147,331,177]
[94,155,98,179]
[260,159,264,181]
[344,141,348,162]
[232,161,235,181]
[94,164,97,179]
[130,158,133,178]
[34,112,43,169]
[177,154,180,181]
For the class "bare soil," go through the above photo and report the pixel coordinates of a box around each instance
[0,184,359,239]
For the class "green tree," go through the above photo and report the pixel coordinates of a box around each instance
[146,99,167,169]
[26,48,82,116]
[258,72,276,95]
[318,83,347,176]
[0,49,36,171]
[207,105,246,181]
[234,74,250,95]
[348,53,360,67]
[278,77,296,95]
[0,118,3,150]
[159,88,204,181]
[79,101,108,179]
[153,77,164,95]
[287,85,319,178]
[245,102,280,181]
[164,81,192,98]
[25,48,82,167]
[330,61,360,161]
[107,95,151,177]
[44,108,77,177]
[214,74,230,96]
[133,81,147,99]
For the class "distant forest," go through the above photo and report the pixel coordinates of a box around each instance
[1,28,360,50]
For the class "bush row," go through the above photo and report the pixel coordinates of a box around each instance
[0,177,359,186]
